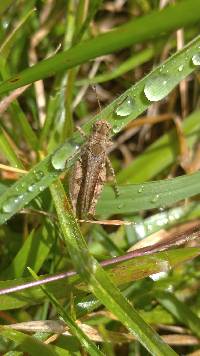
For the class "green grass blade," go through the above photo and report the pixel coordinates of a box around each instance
[50,179,177,355]
[0,0,200,94]
[97,170,200,216]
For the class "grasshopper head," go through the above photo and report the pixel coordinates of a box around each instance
[92,120,111,136]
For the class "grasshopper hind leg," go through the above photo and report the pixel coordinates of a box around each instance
[106,157,119,197]
[69,159,83,215]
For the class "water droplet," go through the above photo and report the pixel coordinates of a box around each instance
[39,186,45,192]
[112,123,124,134]
[192,53,200,66]
[34,170,44,181]
[115,96,134,117]
[3,195,24,213]
[2,20,9,30]
[135,223,146,239]
[150,260,170,281]
[151,194,160,203]
[138,185,144,193]
[28,184,36,192]
[156,217,168,226]
[178,64,184,72]
[51,142,79,170]
[144,74,171,102]
[112,126,118,133]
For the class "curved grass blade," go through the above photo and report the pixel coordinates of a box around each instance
[0,36,200,224]
[50,179,177,355]
[97,170,200,216]
[0,0,200,94]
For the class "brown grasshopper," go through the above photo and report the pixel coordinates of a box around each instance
[69,119,118,219]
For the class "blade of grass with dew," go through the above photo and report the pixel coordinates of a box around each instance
[0,0,200,93]
[0,35,200,223]
[156,291,200,338]
[28,268,104,356]
[50,179,177,355]
[0,327,57,356]
[0,247,199,312]
[97,170,200,216]
[131,202,200,240]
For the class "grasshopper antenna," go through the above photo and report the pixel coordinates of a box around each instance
[91,85,102,113]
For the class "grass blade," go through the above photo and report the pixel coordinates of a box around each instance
[50,179,177,355]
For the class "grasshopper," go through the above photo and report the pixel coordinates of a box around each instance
[69,119,118,219]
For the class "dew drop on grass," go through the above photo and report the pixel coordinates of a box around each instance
[34,170,44,181]
[178,64,184,72]
[51,143,79,170]
[151,194,160,203]
[3,195,24,213]
[192,53,200,66]
[144,74,171,102]
[115,96,134,117]
[112,122,124,134]
[28,184,36,192]
[138,185,144,193]
[51,147,68,170]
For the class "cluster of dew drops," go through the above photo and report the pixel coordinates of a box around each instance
[113,50,200,119]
